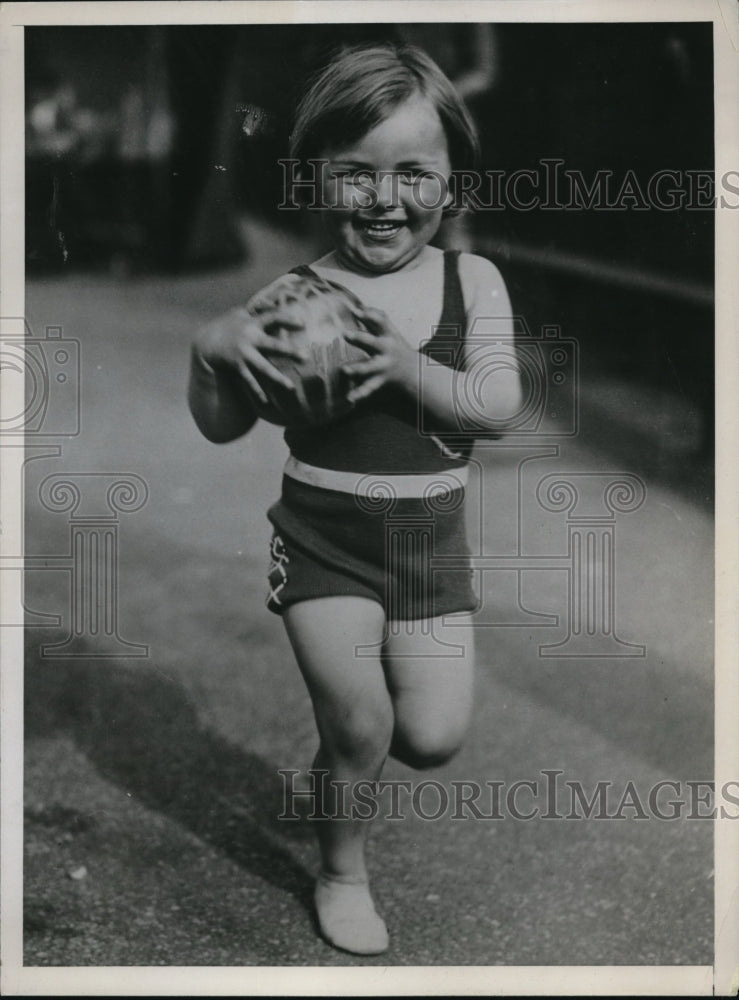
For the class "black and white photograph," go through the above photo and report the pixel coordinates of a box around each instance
[1,0,737,995]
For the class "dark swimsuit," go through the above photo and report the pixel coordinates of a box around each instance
[265,249,478,620]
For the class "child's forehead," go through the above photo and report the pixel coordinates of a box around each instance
[321,94,447,159]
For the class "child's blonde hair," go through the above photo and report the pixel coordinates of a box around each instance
[289,42,480,214]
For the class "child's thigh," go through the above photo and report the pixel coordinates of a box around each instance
[382,613,476,728]
[283,596,392,733]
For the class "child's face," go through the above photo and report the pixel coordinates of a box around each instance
[319,94,452,274]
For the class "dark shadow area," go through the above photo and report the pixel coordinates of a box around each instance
[24,627,315,911]
[486,259,714,506]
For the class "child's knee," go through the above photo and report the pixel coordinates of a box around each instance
[391,725,465,770]
[320,703,394,763]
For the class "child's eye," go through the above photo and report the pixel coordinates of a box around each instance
[400,170,440,186]
[331,170,375,185]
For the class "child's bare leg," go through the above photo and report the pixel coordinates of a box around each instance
[283,596,392,953]
[383,613,476,770]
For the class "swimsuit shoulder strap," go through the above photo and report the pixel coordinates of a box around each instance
[437,249,466,338]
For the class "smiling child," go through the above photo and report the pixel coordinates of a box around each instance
[188,42,521,956]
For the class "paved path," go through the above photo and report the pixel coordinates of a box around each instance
[21,231,713,967]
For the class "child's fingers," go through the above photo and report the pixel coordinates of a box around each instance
[236,361,269,405]
[247,325,307,363]
[343,329,382,353]
[242,349,298,393]
[256,338,307,363]
[348,304,387,333]
[342,358,380,378]
[347,373,385,403]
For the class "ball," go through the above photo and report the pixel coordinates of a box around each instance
[244,271,371,427]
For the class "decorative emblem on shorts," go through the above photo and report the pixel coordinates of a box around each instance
[266,534,290,610]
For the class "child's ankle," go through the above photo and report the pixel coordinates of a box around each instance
[318,868,368,886]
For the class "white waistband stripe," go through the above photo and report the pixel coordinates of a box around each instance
[284,455,468,498]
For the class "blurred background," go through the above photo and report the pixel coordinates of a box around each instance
[22,22,715,968]
[25,22,714,494]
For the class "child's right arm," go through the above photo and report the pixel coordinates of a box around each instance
[187,306,304,443]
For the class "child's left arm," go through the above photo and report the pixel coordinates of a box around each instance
[343,255,522,433]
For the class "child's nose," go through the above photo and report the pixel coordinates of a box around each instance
[373,172,399,210]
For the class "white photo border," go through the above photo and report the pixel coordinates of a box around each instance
[1,1,737,995]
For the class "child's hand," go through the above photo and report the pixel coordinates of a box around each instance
[193,307,306,406]
[341,306,418,404]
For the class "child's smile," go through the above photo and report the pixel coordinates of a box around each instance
[320,95,452,274]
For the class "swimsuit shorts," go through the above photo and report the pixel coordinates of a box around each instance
[265,472,479,621]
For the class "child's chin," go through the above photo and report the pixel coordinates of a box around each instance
[353,241,419,272]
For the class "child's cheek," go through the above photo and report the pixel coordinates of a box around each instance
[414,174,450,213]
